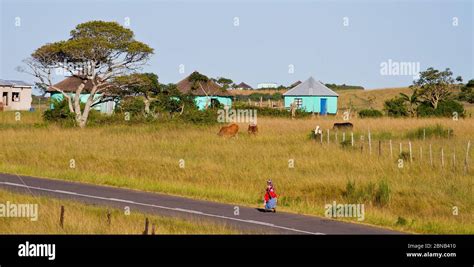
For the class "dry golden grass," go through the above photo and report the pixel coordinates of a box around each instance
[0,111,472,234]
[0,189,243,234]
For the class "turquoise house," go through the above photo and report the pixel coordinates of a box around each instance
[177,72,232,110]
[47,77,116,114]
[283,76,338,114]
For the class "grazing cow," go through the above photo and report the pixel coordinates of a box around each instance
[248,123,258,135]
[333,122,353,130]
[218,123,239,137]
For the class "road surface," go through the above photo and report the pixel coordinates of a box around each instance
[0,172,400,234]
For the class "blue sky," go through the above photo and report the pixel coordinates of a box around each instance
[0,0,472,93]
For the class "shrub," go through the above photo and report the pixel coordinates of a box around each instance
[117,96,145,116]
[178,107,219,125]
[43,98,75,123]
[375,179,390,206]
[417,100,464,118]
[340,140,352,149]
[384,97,408,117]
[358,109,383,118]
[405,124,453,139]
[343,179,390,206]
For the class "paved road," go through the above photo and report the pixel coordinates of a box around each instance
[0,172,400,234]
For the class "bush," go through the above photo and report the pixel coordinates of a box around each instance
[358,109,383,118]
[405,124,453,139]
[178,107,219,125]
[232,103,311,118]
[117,96,145,116]
[343,179,390,206]
[43,98,75,123]
[384,97,408,117]
[417,100,464,118]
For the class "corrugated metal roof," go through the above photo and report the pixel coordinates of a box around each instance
[0,79,33,87]
[283,77,338,96]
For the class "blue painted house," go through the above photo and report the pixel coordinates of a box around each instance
[283,77,338,114]
[47,76,116,114]
[176,72,232,110]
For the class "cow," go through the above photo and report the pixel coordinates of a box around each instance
[218,123,239,137]
[248,123,258,135]
[333,122,353,130]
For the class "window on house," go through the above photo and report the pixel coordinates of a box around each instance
[294,98,303,108]
[12,92,20,102]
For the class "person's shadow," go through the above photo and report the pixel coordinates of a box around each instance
[256,208,274,213]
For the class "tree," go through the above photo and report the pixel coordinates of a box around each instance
[384,97,408,117]
[19,21,154,128]
[412,67,462,109]
[216,77,233,89]
[399,88,421,117]
[459,79,474,103]
[114,73,159,115]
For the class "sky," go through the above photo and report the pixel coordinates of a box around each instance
[0,0,472,94]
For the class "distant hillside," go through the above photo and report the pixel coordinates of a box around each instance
[326,84,364,90]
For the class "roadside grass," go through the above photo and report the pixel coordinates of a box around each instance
[0,111,473,234]
[0,189,243,234]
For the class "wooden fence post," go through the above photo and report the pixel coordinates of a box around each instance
[399,143,402,156]
[143,217,149,235]
[107,209,111,226]
[342,132,346,142]
[151,224,156,235]
[441,148,445,168]
[335,132,338,143]
[453,148,456,170]
[389,140,393,159]
[327,129,330,144]
[59,206,65,229]
[368,129,372,155]
[351,132,354,147]
[465,140,471,174]
[378,140,381,157]
[430,144,433,167]
[409,141,413,163]
[420,146,423,162]
[423,128,426,141]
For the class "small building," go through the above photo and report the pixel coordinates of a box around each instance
[47,76,116,114]
[0,79,33,111]
[257,82,278,89]
[283,76,338,115]
[235,82,253,90]
[177,73,232,110]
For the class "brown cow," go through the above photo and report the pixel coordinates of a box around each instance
[218,123,239,137]
[248,124,258,135]
[333,122,353,131]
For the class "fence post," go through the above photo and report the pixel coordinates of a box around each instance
[343,132,346,142]
[327,129,330,144]
[320,131,323,145]
[399,143,402,156]
[465,140,471,174]
[351,132,354,147]
[423,128,426,141]
[59,206,65,229]
[441,148,445,168]
[368,129,372,155]
[378,140,381,157]
[389,140,393,159]
[430,144,433,167]
[143,217,149,235]
[107,209,111,226]
[453,148,456,170]
[409,142,413,163]
[335,132,338,143]
[151,224,156,235]
[420,146,423,162]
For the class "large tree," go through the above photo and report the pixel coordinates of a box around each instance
[413,67,462,109]
[20,21,154,128]
[114,73,160,115]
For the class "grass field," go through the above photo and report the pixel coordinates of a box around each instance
[0,189,243,234]
[0,109,473,234]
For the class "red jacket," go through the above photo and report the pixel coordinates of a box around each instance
[264,187,277,202]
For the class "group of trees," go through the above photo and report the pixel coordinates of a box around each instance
[384,67,466,118]
[21,20,207,127]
